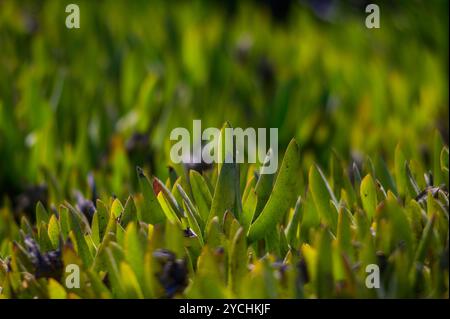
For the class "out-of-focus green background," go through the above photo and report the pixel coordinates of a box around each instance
[0,0,448,206]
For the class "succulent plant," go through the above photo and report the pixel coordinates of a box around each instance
[0,132,448,299]
[0,1,448,300]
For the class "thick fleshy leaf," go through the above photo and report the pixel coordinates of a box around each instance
[136,167,165,224]
[111,198,124,219]
[48,278,67,299]
[120,196,138,227]
[68,210,93,267]
[177,184,204,245]
[309,165,338,232]
[59,205,70,240]
[189,170,213,223]
[285,196,302,247]
[248,139,301,242]
[360,174,377,220]
[36,202,49,226]
[154,177,184,219]
[205,216,222,248]
[228,227,247,294]
[105,247,126,298]
[95,199,109,241]
[414,213,436,264]
[316,229,334,298]
[242,189,257,232]
[120,262,144,298]
[124,223,145,284]
[253,149,276,219]
[208,161,237,225]
[337,206,353,258]
[47,215,60,249]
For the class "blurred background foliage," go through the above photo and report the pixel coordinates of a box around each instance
[0,0,448,210]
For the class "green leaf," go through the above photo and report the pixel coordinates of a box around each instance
[116,223,126,247]
[92,232,115,272]
[168,166,178,187]
[120,262,144,298]
[124,223,145,287]
[156,192,179,223]
[375,155,398,195]
[68,209,93,267]
[253,149,276,219]
[228,218,242,244]
[136,167,165,224]
[86,269,112,298]
[285,196,302,247]
[242,175,256,203]
[265,228,280,255]
[385,191,414,261]
[47,214,60,249]
[154,176,184,219]
[59,205,70,240]
[354,209,371,248]
[316,229,334,298]
[414,213,436,264]
[36,201,49,226]
[105,247,126,298]
[186,246,228,298]
[143,245,159,298]
[360,174,377,220]
[228,227,247,294]
[205,216,222,248]
[208,161,237,225]
[309,164,338,232]
[20,216,33,235]
[217,121,234,174]
[189,170,212,223]
[120,196,137,227]
[223,210,235,239]
[65,202,90,233]
[248,139,301,242]
[91,211,100,246]
[279,225,289,258]
[111,198,124,219]
[242,189,258,232]
[330,150,345,195]
[405,162,421,196]
[104,206,117,238]
[38,222,52,252]
[95,199,109,241]
[337,206,353,258]
[48,278,67,299]
[177,184,204,245]
[176,184,204,229]
[164,219,185,258]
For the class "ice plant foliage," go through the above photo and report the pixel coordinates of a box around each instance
[0,2,448,299]
[0,128,448,299]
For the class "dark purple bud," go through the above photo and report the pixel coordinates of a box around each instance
[75,191,96,224]
[23,236,63,279]
[153,249,188,298]
[183,227,197,238]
